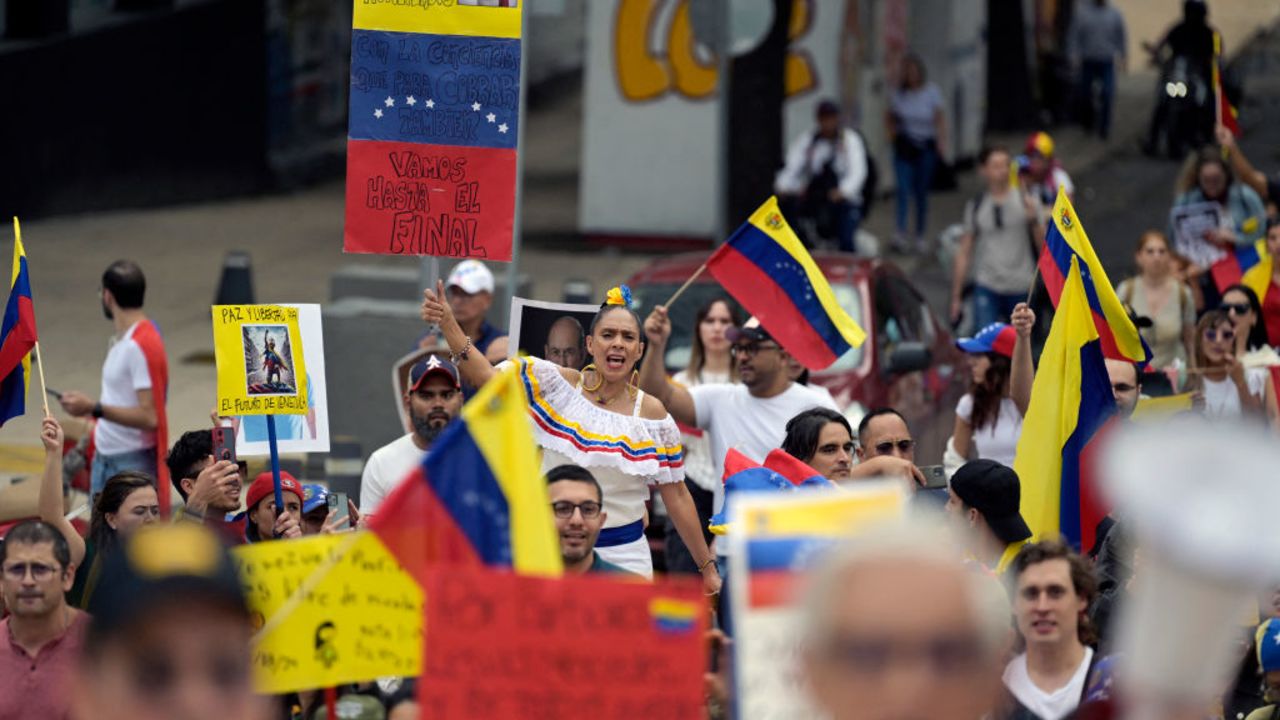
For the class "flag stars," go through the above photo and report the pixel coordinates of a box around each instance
[498,123,509,134]
[406,95,417,106]
[384,96,395,108]
[373,108,383,119]
[425,99,435,109]
[471,101,482,111]
[486,112,496,123]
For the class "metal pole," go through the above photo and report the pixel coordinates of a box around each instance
[503,0,528,321]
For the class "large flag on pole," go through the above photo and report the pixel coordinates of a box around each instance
[0,219,38,427]
[1013,256,1116,553]
[369,365,562,586]
[706,197,867,370]
[1037,189,1151,365]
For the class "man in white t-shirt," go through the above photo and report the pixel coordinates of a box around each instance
[359,355,463,517]
[59,261,168,499]
[1004,539,1099,720]
[638,312,837,514]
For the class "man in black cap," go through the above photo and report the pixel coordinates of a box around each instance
[360,355,463,517]
[945,459,1033,570]
[72,523,269,720]
[774,98,871,252]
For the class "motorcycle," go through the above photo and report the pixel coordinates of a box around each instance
[1145,55,1213,159]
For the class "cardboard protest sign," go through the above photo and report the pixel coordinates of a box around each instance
[233,532,422,694]
[507,297,598,370]
[344,1,522,260]
[213,305,309,416]
[421,568,707,719]
[728,483,909,719]
[235,304,329,454]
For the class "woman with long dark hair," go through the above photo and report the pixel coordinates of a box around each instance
[38,416,160,608]
[1189,309,1276,422]
[951,304,1036,466]
[1219,283,1271,355]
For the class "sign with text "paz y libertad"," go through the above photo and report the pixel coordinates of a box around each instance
[345,1,522,261]
[212,305,309,416]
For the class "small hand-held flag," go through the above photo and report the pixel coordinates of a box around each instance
[0,218,39,426]
[704,196,866,370]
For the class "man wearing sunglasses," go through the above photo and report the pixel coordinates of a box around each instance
[546,464,638,576]
[851,408,927,486]
[0,520,89,719]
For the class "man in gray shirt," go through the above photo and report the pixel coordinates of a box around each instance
[950,146,1045,330]
[1068,0,1127,139]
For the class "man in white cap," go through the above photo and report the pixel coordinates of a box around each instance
[420,259,508,366]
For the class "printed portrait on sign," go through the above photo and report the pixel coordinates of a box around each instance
[243,324,299,396]
[508,298,598,371]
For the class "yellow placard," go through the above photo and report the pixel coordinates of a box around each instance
[233,532,424,694]
[212,305,309,416]
[353,0,522,39]
[737,483,909,539]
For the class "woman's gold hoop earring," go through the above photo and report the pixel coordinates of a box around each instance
[581,364,603,392]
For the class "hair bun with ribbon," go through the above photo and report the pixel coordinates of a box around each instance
[604,285,633,308]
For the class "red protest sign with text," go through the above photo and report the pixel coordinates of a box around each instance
[420,568,708,719]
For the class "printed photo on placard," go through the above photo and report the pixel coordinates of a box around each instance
[243,324,299,396]
[237,304,330,456]
[508,297,599,371]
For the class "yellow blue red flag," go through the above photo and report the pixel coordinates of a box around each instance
[1013,257,1116,555]
[1037,189,1150,365]
[369,365,562,585]
[0,218,38,426]
[707,196,867,370]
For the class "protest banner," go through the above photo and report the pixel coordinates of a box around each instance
[213,304,309,416]
[344,1,522,260]
[421,567,707,719]
[507,297,597,370]
[235,304,330,455]
[233,531,423,694]
[728,483,909,719]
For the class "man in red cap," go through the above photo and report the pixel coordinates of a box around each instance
[242,471,303,543]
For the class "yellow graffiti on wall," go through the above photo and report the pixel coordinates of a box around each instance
[615,0,817,102]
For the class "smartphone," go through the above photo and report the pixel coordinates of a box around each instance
[919,465,948,490]
[45,387,62,401]
[328,491,351,528]
[211,426,237,464]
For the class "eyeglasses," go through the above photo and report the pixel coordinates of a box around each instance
[551,501,602,519]
[730,342,779,358]
[3,562,57,581]
[1204,328,1236,342]
[1220,302,1252,315]
[873,439,916,455]
[821,633,986,677]
[1111,383,1136,394]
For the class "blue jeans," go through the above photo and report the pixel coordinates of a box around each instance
[972,286,1025,331]
[1080,59,1115,139]
[836,201,863,253]
[90,447,157,499]
[893,143,937,237]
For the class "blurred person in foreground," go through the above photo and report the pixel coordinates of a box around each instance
[800,524,1010,720]
[0,520,90,719]
[70,523,271,720]
[1003,539,1100,720]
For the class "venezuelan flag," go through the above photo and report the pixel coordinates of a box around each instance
[0,218,38,427]
[1012,257,1116,554]
[1210,239,1267,293]
[369,366,562,585]
[1037,189,1151,365]
[706,197,866,370]
[650,597,699,634]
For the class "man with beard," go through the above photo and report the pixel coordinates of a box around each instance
[59,260,170,501]
[360,355,463,516]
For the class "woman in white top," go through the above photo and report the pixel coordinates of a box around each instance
[1190,309,1277,423]
[1115,230,1195,370]
[952,304,1036,467]
[666,298,738,573]
[886,53,948,251]
[423,282,721,589]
